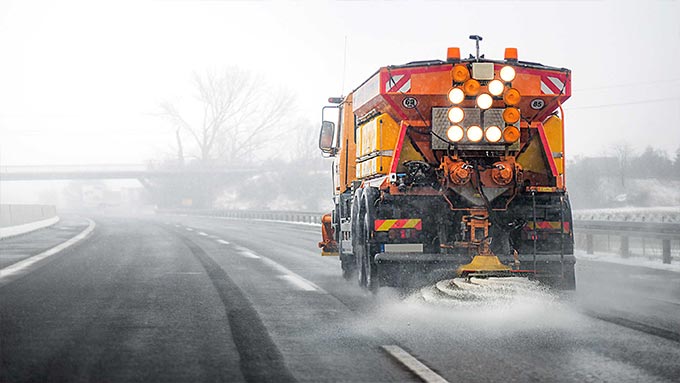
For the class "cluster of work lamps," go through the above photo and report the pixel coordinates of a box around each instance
[445,64,521,145]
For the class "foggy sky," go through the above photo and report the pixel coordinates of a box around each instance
[0,0,678,168]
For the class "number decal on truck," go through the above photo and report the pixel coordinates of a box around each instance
[530,98,545,110]
[402,97,418,109]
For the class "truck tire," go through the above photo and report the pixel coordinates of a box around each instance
[537,262,576,290]
[351,189,366,287]
[362,187,380,292]
[354,211,378,292]
[561,263,576,290]
[340,253,355,280]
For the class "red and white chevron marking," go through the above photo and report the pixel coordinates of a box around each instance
[385,74,412,93]
[540,75,566,95]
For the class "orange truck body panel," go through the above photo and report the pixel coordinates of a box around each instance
[320,45,576,290]
[335,94,357,194]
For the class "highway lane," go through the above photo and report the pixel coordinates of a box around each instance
[162,214,680,383]
[575,259,680,340]
[2,214,679,382]
[0,216,90,269]
[0,217,411,383]
[1,218,248,382]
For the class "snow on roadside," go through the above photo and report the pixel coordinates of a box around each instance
[573,206,680,223]
[0,216,60,239]
[575,249,680,273]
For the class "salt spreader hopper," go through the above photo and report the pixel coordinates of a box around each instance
[319,36,575,291]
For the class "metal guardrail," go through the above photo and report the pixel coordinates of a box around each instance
[573,220,679,264]
[574,220,680,240]
[573,209,680,224]
[164,208,679,265]
[165,208,324,225]
[0,204,59,239]
[1,204,57,227]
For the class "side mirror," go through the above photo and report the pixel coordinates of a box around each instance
[319,120,336,153]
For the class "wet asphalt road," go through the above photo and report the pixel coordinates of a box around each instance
[1,214,679,383]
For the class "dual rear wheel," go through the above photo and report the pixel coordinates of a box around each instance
[347,187,379,292]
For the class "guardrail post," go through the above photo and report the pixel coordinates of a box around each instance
[607,235,611,252]
[620,236,629,258]
[586,234,594,255]
[662,239,671,264]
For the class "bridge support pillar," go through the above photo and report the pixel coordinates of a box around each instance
[662,239,671,264]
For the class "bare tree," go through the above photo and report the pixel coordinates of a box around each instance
[158,102,186,166]
[160,68,292,167]
[610,141,634,187]
[675,147,680,179]
[292,119,321,161]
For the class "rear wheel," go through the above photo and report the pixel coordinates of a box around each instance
[537,262,576,290]
[354,212,378,292]
[340,253,355,280]
[356,243,368,288]
[560,263,576,290]
[362,211,379,292]
[351,189,366,287]
[362,187,380,292]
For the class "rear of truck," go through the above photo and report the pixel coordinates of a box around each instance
[319,43,575,291]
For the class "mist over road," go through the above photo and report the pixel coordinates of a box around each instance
[1,215,679,383]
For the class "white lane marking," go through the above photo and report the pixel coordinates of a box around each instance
[197,231,208,236]
[231,244,322,292]
[185,228,194,232]
[259,256,294,274]
[259,257,322,293]
[382,345,449,383]
[216,239,230,245]
[0,219,96,283]
[238,250,260,259]
[279,275,318,291]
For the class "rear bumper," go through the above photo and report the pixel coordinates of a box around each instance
[374,252,576,289]
[375,252,575,265]
[375,252,466,264]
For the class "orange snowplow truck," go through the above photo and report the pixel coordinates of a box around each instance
[319,37,575,291]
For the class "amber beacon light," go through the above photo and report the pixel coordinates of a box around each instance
[504,47,518,61]
[447,47,461,61]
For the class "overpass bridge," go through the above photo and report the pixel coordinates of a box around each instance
[0,164,257,181]
[0,164,263,208]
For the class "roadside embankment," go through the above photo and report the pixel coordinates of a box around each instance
[0,204,59,238]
